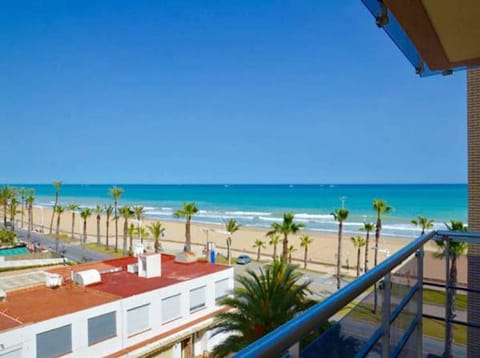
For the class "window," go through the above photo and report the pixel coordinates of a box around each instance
[162,294,181,323]
[127,304,150,336]
[36,324,72,358]
[215,278,230,301]
[190,286,206,312]
[88,311,116,345]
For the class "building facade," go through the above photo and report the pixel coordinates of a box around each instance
[0,254,234,357]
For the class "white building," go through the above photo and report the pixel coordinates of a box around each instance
[0,253,234,357]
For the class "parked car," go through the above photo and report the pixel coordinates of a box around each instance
[236,255,252,265]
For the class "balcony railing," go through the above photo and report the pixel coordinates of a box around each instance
[234,230,480,358]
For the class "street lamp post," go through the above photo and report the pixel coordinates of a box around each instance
[202,228,209,262]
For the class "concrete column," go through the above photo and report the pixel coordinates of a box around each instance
[467,67,480,358]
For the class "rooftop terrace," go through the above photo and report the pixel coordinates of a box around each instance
[0,253,230,332]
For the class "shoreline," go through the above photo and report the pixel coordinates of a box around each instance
[25,206,428,267]
[13,205,465,284]
[31,201,432,240]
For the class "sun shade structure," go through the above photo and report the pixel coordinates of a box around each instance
[362,0,480,76]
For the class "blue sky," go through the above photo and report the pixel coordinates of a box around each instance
[0,1,466,184]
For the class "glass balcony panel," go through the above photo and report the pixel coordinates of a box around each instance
[365,341,381,357]
[395,324,419,358]
[389,290,419,353]
[302,285,382,357]
[237,232,480,358]
[422,317,467,357]
[391,253,418,314]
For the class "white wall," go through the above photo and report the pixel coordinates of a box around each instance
[0,267,234,357]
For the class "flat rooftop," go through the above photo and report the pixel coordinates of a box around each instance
[0,254,230,332]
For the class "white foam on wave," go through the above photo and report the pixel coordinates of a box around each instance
[226,210,272,217]
[382,224,421,232]
[197,213,255,221]
[343,222,365,227]
[145,210,175,217]
[258,216,282,222]
[34,201,55,208]
[294,213,333,220]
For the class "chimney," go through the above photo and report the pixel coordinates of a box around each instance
[138,253,161,278]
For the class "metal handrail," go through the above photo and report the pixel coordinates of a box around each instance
[234,230,437,358]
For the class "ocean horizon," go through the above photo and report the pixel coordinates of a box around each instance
[11,183,467,239]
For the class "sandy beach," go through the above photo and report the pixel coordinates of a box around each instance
[14,206,465,284]
[21,206,455,278]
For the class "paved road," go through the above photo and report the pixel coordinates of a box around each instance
[15,228,112,263]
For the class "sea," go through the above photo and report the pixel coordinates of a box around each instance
[22,184,467,239]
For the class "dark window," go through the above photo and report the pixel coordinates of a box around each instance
[88,311,116,345]
[190,286,206,312]
[36,324,72,358]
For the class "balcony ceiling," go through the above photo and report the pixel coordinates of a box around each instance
[384,0,480,71]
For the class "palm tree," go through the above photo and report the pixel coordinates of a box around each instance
[225,218,240,265]
[373,199,392,267]
[8,197,20,232]
[26,189,35,239]
[359,222,374,273]
[19,187,26,228]
[288,245,296,264]
[332,208,349,289]
[372,199,392,313]
[148,222,165,252]
[119,206,133,255]
[0,186,12,226]
[133,206,145,243]
[267,213,304,261]
[351,236,366,277]
[67,204,79,239]
[109,186,124,252]
[104,205,113,249]
[436,220,468,357]
[411,216,434,235]
[136,227,150,250]
[54,205,64,253]
[94,205,103,245]
[300,234,313,269]
[128,223,136,255]
[252,239,266,262]
[80,208,92,262]
[211,260,312,357]
[173,202,199,252]
[267,232,280,260]
[49,180,63,234]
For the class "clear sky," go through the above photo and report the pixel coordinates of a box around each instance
[0,1,466,184]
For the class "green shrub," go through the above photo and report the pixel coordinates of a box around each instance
[0,229,15,245]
